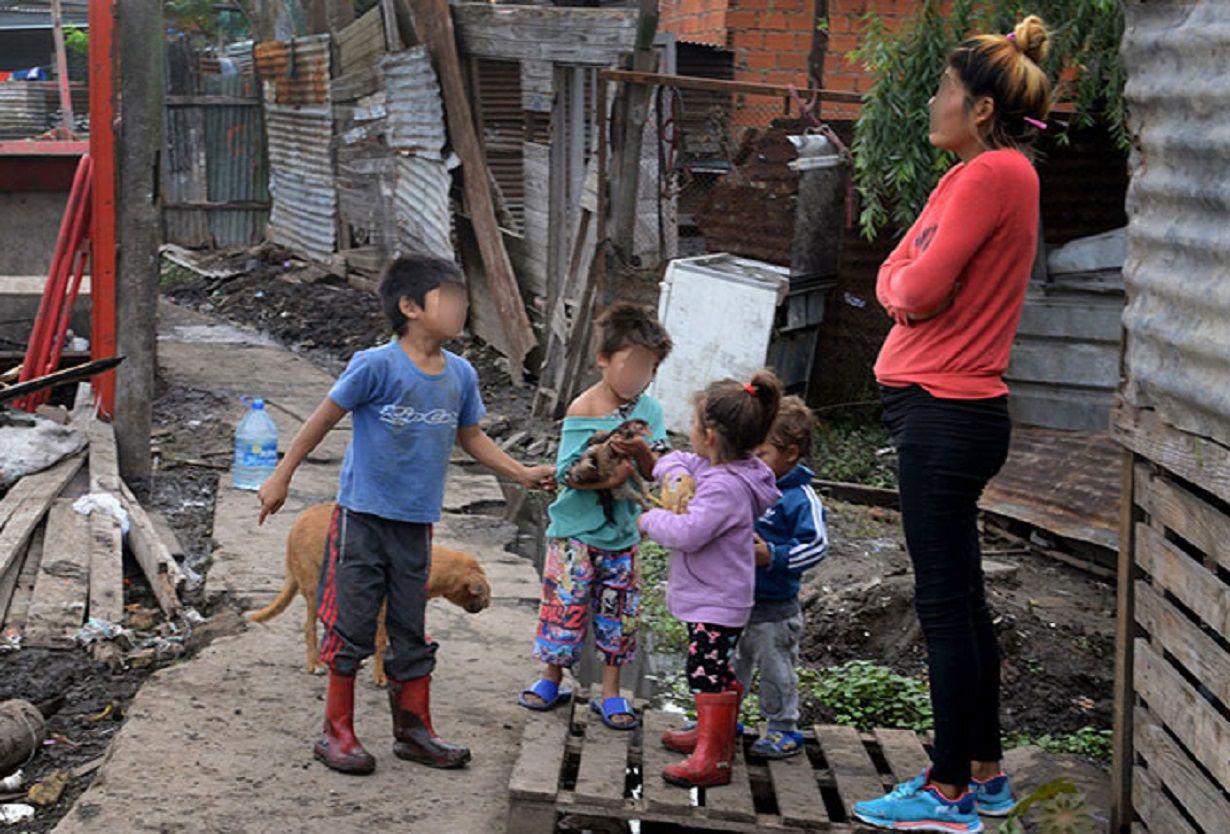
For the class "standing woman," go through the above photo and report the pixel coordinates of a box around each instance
[852,16,1053,834]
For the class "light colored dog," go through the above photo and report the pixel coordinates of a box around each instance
[249,502,491,686]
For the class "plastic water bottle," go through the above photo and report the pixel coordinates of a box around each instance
[233,398,279,491]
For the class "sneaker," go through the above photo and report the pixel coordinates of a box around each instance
[970,772,1016,816]
[749,730,804,759]
[853,772,984,833]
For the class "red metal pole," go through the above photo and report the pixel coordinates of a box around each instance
[89,0,117,416]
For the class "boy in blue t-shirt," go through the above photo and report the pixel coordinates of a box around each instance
[517,304,672,731]
[258,254,554,776]
[734,396,828,758]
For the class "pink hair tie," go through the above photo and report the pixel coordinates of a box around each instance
[1024,116,1048,131]
[743,383,758,396]
[1006,31,1017,41]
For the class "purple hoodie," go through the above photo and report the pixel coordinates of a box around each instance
[640,451,781,628]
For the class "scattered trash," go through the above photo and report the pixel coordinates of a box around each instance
[86,702,121,724]
[0,416,86,488]
[843,291,866,308]
[26,770,69,806]
[0,771,21,792]
[124,606,161,632]
[73,618,129,647]
[42,734,79,750]
[72,493,131,535]
[0,804,34,825]
[0,629,20,653]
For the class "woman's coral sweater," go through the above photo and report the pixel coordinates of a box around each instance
[874,148,1040,400]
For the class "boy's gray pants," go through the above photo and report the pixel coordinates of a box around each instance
[733,613,803,733]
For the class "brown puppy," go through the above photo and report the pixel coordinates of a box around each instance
[249,502,491,686]
[566,418,655,521]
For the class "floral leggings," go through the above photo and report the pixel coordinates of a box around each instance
[686,622,743,693]
[533,538,640,668]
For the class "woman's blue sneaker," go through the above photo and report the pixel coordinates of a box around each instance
[970,772,1016,816]
[853,772,984,833]
[750,730,804,758]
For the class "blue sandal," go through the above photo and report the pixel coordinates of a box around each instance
[518,678,572,712]
[750,730,804,759]
[590,696,639,730]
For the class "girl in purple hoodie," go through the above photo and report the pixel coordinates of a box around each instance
[637,370,783,788]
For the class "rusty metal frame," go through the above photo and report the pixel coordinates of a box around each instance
[88,0,117,416]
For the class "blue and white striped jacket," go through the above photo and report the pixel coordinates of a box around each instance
[752,463,829,602]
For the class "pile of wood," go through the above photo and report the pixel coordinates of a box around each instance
[0,390,186,660]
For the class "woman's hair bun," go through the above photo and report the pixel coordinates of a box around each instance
[1012,15,1050,64]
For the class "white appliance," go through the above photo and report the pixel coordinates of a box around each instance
[649,254,790,435]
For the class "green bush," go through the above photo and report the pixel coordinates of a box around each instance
[639,540,688,654]
[801,661,933,732]
[1005,726,1113,761]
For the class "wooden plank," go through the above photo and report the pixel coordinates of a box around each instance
[410,0,534,381]
[0,455,84,579]
[119,480,184,618]
[873,728,931,784]
[703,740,756,822]
[24,500,91,648]
[572,705,632,808]
[149,511,186,562]
[1135,523,1228,635]
[640,710,697,815]
[0,543,27,627]
[1135,580,1230,706]
[1134,707,1229,833]
[1133,763,1197,834]
[1134,638,1230,789]
[1135,462,1230,572]
[601,69,865,105]
[508,706,569,802]
[3,524,44,632]
[1113,404,1230,504]
[83,417,123,624]
[766,752,829,827]
[814,724,887,818]
[1111,448,1139,834]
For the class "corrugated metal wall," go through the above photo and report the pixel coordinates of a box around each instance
[163,40,269,248]
[256,35,337,262]
[1120,0,1230,447]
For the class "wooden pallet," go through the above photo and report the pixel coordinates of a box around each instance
[507,693,933,833]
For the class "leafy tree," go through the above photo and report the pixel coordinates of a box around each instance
[848,1,1126,239]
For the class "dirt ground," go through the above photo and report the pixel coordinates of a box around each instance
[801,501,1116,740]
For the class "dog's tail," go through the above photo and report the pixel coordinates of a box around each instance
[248,573,299,623]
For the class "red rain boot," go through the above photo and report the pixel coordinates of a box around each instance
[313,670,376,775]
[388,675,471,769]
[662,680,744,754]
[662,690,739,788]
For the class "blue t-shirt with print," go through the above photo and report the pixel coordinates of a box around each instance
[328,340,486,524]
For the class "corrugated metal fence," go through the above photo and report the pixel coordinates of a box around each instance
[1120,0,1230,448]
[162,38,269,248]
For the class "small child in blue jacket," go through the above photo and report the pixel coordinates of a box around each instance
[734,396,828,758]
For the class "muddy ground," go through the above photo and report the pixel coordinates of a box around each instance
[800,501,1115,740]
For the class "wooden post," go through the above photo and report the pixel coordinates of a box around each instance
[114,0,164,482]
[49,0,75,135]
[406,0,534,382]
[1110,443,1138,832]
[88,0,117,417]
[604,0,658,304]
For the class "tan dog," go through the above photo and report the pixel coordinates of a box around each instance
[249,502,492,686]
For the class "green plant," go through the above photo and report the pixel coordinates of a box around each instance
[1004,726,1112,761]
[801,661,933,732]
[63,26,89,60]
[639,540,688,654]
[850,0,1127,240]
[995,778,1098,834]
[812,417,897,488]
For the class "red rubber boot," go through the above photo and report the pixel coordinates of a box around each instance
[388,675,471,769]
[313,670,376,775]
[663,690,739,787]
[662,680,744,754]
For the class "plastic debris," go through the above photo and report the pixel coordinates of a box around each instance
[0,804,34,825]
[0,629,20,654]
[72,493,130,535]
[73,618,128,647]
[0,771,21,792]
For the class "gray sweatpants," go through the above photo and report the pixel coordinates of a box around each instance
[317,505,436,680]
[732,613,803,733]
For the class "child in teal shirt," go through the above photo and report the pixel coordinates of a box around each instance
[519,304,672,730]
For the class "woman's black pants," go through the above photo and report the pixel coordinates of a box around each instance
[881,384,1011,786]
